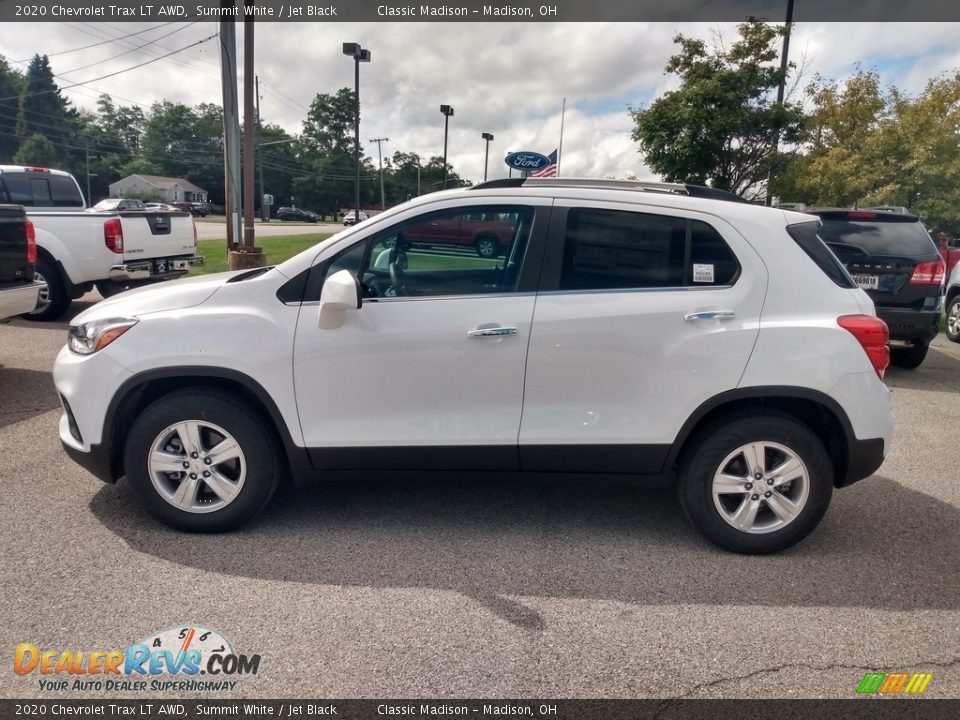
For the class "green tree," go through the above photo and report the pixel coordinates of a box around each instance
[301,88,356,155]
[139,100,225,203]
[774,70,889,206]
[14,133,58,167]
[16,55,79,167]
[631,20,803,199]
[0,56,24,163]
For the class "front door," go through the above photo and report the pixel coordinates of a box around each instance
[292,200,550,470]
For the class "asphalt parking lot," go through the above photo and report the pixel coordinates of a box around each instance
[1,298,959,700]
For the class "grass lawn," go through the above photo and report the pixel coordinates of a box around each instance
[193,233,332,274]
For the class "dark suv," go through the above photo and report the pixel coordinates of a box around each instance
[809,209,944,368]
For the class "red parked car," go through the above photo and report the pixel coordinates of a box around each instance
[403,212,515,258]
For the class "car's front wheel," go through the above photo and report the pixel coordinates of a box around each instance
[679,412,833,554]
[124,390,280,532]
[946,296,960,343]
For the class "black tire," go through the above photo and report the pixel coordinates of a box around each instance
[23,256,71,321]
[889,341,929,369]
[95,280,132,298]
[946,296,960,343]
[475,234,499,259]
[678,411,833,554]
[123,389,280,532]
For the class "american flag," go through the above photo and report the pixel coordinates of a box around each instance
[529,149,558,177]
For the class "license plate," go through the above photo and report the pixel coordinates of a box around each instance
[852,274,879,290]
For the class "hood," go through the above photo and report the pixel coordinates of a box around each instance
[72,272,242,325]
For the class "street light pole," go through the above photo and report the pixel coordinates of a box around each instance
[481,132,494,182]
[342,43,371,221]
[370,136,389,209]
[440,104,454,189]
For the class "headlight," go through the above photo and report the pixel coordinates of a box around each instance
[68,318,138,355]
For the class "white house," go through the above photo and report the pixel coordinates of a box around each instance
[108,174,208,203]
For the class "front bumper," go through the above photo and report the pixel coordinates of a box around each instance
[109,255,204,282]
[54,344,132,482]
[877,307,940,344]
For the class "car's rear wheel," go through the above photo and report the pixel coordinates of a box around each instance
[679,412,833,554]
[124,390,280,532]
[946,296,960,343]
[23,256,70,321]
[890,341,929,369]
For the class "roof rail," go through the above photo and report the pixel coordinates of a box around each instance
[469,177,748,203]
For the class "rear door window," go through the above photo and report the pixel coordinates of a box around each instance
[49,175,84,207]
[1,173,33,205]
[557,208,740,291]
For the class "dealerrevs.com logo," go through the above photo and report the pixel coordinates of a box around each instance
[14,625,260,692]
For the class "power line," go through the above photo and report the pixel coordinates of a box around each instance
[0,33,218,102]
[56,23,196,76]
[11,21,183,63]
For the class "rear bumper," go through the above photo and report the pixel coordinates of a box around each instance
[0,280,41,321]
[876,307,940,344]
[837,437,886,488]
[109,255,204,282]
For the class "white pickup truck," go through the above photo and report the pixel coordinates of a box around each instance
[0,165,204,320]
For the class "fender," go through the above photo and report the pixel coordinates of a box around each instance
[103,366,313,483]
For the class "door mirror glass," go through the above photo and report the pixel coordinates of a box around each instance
[318,269,361,329]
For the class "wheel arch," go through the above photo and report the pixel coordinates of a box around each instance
[667,387,855,488]
[104,367,310,485]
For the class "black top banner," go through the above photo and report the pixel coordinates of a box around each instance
[0,0,959,22]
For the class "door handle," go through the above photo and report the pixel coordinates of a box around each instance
[684,310,735,321]
[467,326,518,337]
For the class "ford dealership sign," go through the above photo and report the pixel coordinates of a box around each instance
[504,151,551,171]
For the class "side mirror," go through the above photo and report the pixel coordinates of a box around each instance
[318,269,361,329]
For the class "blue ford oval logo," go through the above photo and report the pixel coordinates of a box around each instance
[504,151,551,170]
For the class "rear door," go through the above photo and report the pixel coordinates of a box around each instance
[518,201,767,474]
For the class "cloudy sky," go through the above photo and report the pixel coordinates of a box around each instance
[2,21,960,184]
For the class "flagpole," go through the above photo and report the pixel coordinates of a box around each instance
[556,97,566,177]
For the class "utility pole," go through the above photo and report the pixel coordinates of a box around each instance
[241,14,255,249]
[84,144,91,204]
[481,132,494,182]
[256,74,267,222]
[218,14,241,251]
[342,43,370,222]
[440,104,454,189]
[369,137,389,209]
[766,0,795,206]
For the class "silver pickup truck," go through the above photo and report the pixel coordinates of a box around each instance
[0,166,204,320]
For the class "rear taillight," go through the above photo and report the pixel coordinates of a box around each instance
[910,259,946,285]
[104,218,123,254]
[25,219,36,265]
[838,315,890,379]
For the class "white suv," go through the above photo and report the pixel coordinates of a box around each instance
[54,179,894,553]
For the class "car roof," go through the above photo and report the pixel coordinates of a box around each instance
[0,165,73,177]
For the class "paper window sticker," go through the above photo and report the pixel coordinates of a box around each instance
[692,263,715,283]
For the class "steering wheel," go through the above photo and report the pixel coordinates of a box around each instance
[388,249,408,296]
